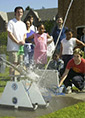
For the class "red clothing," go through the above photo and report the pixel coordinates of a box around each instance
[66,58,85,74]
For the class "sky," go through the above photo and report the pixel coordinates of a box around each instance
[0,0,58,12]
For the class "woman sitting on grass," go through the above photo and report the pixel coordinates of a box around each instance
[59,48,85,93]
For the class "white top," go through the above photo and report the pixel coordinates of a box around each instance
[30,25,37,33]
[61,38,77,55]
[7,18,27,51]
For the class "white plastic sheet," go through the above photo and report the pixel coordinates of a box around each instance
[47,40,55,57]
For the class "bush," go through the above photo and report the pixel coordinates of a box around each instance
[0,31,7,54]
[0,31,7,46]
[44,20,55,34]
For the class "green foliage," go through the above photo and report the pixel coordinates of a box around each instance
[82,51,85,58]
[44,20,55,34]
[0,31,7,54]
[0,31,7,46]
[25,6,31,10]
[37,102,85,118]
[0,67,10,92]
[0,45,7,54]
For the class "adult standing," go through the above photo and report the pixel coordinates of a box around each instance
[7,6,27,78]
[51,16,68,53]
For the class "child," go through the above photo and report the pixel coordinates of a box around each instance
[47,53,64,71]
[60,29,85,70]
[25,23,53,69]
[27,15,37,33]
[59,48,85,93]
[24,20,34,68]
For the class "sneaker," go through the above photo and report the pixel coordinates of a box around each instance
[66,86,72,94]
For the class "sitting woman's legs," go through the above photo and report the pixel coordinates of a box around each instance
[72,76,84,91]
[63,69,84,90]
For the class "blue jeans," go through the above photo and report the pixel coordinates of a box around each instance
[24,45,34,67]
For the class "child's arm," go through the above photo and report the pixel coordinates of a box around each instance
[47,34,53,44]
[24,34,35,44]
[75,39,85,49]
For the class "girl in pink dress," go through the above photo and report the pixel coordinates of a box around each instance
[25,23,53,68]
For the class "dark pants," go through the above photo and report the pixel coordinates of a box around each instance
[62,55,73,70]
[63,69,84,90]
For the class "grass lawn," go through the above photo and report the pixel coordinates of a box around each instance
[0,117,16,118]
[0,67,10,92]
[37,102,85,118]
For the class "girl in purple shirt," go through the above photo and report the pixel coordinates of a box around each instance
[24,20,34,68]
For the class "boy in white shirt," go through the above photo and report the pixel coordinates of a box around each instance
[7,6,27,78]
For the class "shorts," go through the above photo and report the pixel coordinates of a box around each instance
[8,51,23,64]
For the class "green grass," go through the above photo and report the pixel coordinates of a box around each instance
[37,102,85,118]
[0,67,9,77]
[0,67,10,92]
[0,116,16,118]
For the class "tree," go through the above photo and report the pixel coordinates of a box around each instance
[42,6,45,9]
[25,6,31,10]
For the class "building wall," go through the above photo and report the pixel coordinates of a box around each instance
[58,0,85,37]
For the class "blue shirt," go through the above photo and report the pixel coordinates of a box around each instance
[25,30,34,43]
[25,30,34,51]
[52,26,68,45]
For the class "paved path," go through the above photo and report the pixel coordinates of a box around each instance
[0,91,85,118]
[66,90,85,101]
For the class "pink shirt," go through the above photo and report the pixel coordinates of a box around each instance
[34,33,48,64]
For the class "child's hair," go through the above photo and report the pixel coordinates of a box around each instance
[25,19,30,24]
[73,48,83,57]
[65,28,74,34]
[56,15,63,20]
[27,15,33,20]
[25,20,31,29]
[37,22,44,29]
[52,52,59,59]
